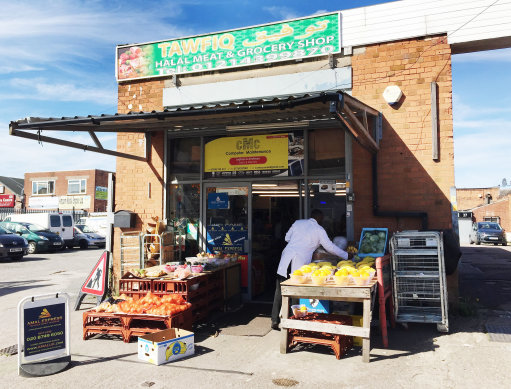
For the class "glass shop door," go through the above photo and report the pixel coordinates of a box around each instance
[203,183,252,300]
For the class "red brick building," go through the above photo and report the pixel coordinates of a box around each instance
[25,169,113,213]
[9,2,511,299]
[0,176,24,209]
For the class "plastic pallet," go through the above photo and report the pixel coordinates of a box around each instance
[82,308,192,343]
[287,313,354,360]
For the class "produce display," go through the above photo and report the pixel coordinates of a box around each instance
[347,245,358,254]
[290,256,376,287]
[358,229,387,255]
[95,292,191,316]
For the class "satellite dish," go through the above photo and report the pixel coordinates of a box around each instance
[383,85,403,105]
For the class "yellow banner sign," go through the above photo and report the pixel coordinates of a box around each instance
[205,134,289,177]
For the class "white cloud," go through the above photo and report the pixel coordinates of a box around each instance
[0,123,117,177]
[3,78,116,105]
[263,6,300,20]
[0,1,193,75]
[454,125,511,188]
[452,48,511,63]
[0,65,44,74]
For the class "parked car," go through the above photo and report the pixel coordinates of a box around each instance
[0,225,29,260]
[469,222,507,246]
[3,212,74,248]
[0,221,64,254]
[72,225,106,249]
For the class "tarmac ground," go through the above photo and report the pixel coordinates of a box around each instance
[1,245,511,388]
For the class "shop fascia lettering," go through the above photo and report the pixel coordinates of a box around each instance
[117,13,340,80]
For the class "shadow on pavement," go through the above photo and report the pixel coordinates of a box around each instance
[0,255,50,263]
[459,245,511,309]
[0,280,54,297]
[194,303,272,340]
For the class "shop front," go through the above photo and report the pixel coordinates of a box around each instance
[167,126,356,300]
[9,9,455,308]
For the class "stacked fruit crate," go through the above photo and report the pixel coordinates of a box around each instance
[82,308,193,343]
[390,231,448,332]
[119,272,224,322]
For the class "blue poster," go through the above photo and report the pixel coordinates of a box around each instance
[206,224,247,254]
[208,192,229,209]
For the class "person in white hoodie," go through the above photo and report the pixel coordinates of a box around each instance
[271,209,351,330]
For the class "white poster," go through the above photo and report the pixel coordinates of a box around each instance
[28,196,59,210]
[318,180,336,193]
[58,195,91,210]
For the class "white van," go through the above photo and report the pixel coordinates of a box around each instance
[4,213,75,247]
[77,213,108,237]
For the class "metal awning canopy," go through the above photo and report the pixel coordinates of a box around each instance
[9,91,381,162]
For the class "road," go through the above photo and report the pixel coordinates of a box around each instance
[0,248,101,348]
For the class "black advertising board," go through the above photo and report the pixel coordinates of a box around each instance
[18,293,71,377]
[23,303,66,358]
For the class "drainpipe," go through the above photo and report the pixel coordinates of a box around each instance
[372,154,428,230]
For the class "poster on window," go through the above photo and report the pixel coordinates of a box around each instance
[204,133,304,178]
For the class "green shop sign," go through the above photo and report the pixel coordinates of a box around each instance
[116,12,340,81]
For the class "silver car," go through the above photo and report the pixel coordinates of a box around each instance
[72,225,106,249]
[469,222,507,246]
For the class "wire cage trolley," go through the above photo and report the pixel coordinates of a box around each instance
[390,231,448,332]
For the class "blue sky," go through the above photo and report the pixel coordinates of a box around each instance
[0,0,510,189]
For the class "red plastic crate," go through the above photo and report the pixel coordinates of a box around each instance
[119,279,152,294]
[152,275,205,300]
[82,308,193,343]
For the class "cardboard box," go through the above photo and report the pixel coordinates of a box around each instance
[138,328,194,365]
[299,298,330,314]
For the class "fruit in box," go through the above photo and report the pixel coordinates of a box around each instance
[292,269,303,276]
[359,230,386,255]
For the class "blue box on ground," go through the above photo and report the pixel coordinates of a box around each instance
[299,298,330,313]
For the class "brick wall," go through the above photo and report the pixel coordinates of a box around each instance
[114,79,165,279]
[456,187,500,210]
[351,36,454,237]
[472,196,511,232]
[24,169,112,212]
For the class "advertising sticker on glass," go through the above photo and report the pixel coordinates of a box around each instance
[116,13,340,81]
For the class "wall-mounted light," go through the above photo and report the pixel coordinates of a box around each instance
[383,85,403,105]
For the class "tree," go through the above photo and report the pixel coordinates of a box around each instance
[502,178,508,187]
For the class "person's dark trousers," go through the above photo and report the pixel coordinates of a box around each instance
[271,275,287,327]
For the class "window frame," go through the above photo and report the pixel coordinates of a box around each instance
[67,179,87,195]
[32,180,55,195]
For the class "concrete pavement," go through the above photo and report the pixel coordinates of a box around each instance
[1,247,511,388]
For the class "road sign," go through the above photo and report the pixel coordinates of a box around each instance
[74,251,110,310]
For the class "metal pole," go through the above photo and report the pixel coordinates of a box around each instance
[106,173,114,267]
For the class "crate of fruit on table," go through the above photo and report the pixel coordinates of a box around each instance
[83,292,192,343]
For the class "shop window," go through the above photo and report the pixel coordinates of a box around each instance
[68,179,86,194]
[203,132,304,179]
[168,183,201,258]
[32,180,55,195]
[308,128,345,176]
[168,138,201,181]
